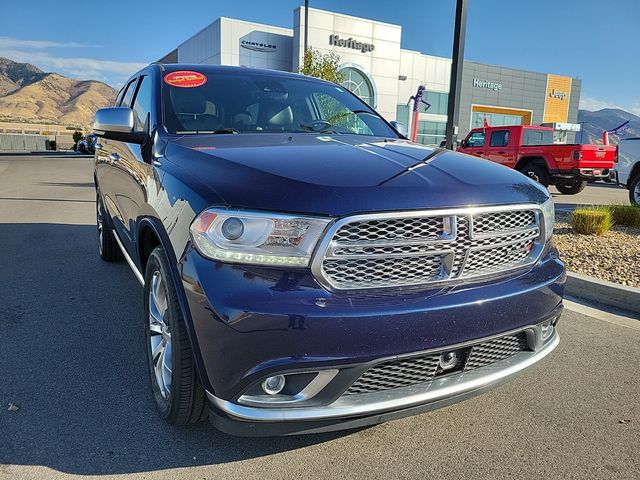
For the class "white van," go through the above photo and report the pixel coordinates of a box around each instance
[615,138,640,204]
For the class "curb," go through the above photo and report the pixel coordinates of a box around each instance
[565,271,640,315]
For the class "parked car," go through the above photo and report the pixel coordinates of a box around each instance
[614,137,640,204]
[458,125,617,194]
[93,64,563,436]
[77,134,97,154]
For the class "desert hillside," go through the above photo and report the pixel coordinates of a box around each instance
[0,57,117,128]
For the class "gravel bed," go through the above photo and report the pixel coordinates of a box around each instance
[553,211,640,288]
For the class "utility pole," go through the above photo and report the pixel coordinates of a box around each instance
[445,0,468,150]
[304,0,309,54]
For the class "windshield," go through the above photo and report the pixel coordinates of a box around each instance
[161,70,399,137]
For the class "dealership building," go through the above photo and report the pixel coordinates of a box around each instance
[159,6,581,145]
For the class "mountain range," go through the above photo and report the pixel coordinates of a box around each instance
[0,57,117,129]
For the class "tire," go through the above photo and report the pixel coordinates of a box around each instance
[144,246,208,425]
[96,193,121,262]
[629,174,640,205]
[555,180,587,195]
[519,163,549,187]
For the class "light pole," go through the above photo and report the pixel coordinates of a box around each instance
[445,0,468,150]
[304,0,309,54]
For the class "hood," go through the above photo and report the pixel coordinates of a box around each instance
[164,133,548,216]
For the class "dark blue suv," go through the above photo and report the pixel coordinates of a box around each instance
[93,64,564,436]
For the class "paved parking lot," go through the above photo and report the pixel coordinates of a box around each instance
[550,182,629,209]
[1,154,638,480]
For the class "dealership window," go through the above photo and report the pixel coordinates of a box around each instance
[416,121,446,145]
[419,91,449,115]
[340,67,374,107]
[471,112,523,129]
[396,104,410,126]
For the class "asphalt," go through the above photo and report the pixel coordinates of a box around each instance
[0,153,638,480]
[550,181,629,210]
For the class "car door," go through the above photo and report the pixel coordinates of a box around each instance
[111,74,157,255]
[484,129,515,167]
[95,77,138,240]
[461,131,487,158]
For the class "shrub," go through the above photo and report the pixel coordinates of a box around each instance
[610,204,640,228]
[571,206,613,235]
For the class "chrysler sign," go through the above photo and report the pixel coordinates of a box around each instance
[241,40,277,52]
[329,34,375,53]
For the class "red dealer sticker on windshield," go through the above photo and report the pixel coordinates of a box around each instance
[163,70,207,88]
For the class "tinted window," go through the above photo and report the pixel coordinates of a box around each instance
[490,130,510,147]
[119,79,137,107]
[161,70,398,137]
[467,132,485,147]
[522,128,553,145]
[131,76,152,132]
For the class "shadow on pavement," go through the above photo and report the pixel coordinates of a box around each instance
[0,223,348,476]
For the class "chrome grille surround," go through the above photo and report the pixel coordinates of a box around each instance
[311,205,545,291]
[344,331,529,395]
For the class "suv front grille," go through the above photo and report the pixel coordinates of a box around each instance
[344,332,529,396]
[312,206,542,290]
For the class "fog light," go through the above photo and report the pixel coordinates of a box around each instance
[221,217,244,240]
[439,351,458,370]
[262,375,286,395]
[541,318,554,341]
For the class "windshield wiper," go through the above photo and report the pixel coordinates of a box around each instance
[299,120,341,134]
[176,128,240,135]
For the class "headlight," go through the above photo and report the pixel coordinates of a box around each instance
[190,209,331,266]
[541,197,554,242]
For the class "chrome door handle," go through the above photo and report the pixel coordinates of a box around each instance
[108,153,120,162]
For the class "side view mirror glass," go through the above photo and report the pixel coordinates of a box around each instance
[94,107,146,144]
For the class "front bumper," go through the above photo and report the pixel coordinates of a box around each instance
[207,325,559,436]
[179,243,565,435]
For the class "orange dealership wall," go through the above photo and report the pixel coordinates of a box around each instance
[543,74,572,123]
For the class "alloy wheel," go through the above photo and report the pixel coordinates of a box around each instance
[634,182,640,204]
[148,271,172,399]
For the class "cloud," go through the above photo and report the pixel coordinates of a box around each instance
[580,96,640,116]
[0,36,145,86]
[0,36,100,49]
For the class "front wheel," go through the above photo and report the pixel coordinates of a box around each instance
[555,180,587,195]
[629,174,640,205]
[144,246,208,425]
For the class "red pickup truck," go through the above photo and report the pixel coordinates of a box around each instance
[458,125,616,194]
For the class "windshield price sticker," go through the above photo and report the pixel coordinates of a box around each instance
[164,71,207,88]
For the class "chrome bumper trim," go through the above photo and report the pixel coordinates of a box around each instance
[207,331,559,422]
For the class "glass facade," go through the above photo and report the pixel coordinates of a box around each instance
[395,104,410,126]
[471,112,523,129]
[416,121,447,146]
[421,91,449,115]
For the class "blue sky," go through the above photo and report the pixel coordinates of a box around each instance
[0,0,637,113]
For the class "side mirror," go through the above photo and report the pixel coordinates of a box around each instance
[93,107,147,144]
[389,121,408,138]
[459,139,468,148]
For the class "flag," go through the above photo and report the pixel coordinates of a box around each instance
[483,117,490,128]
[607,120,630,136]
